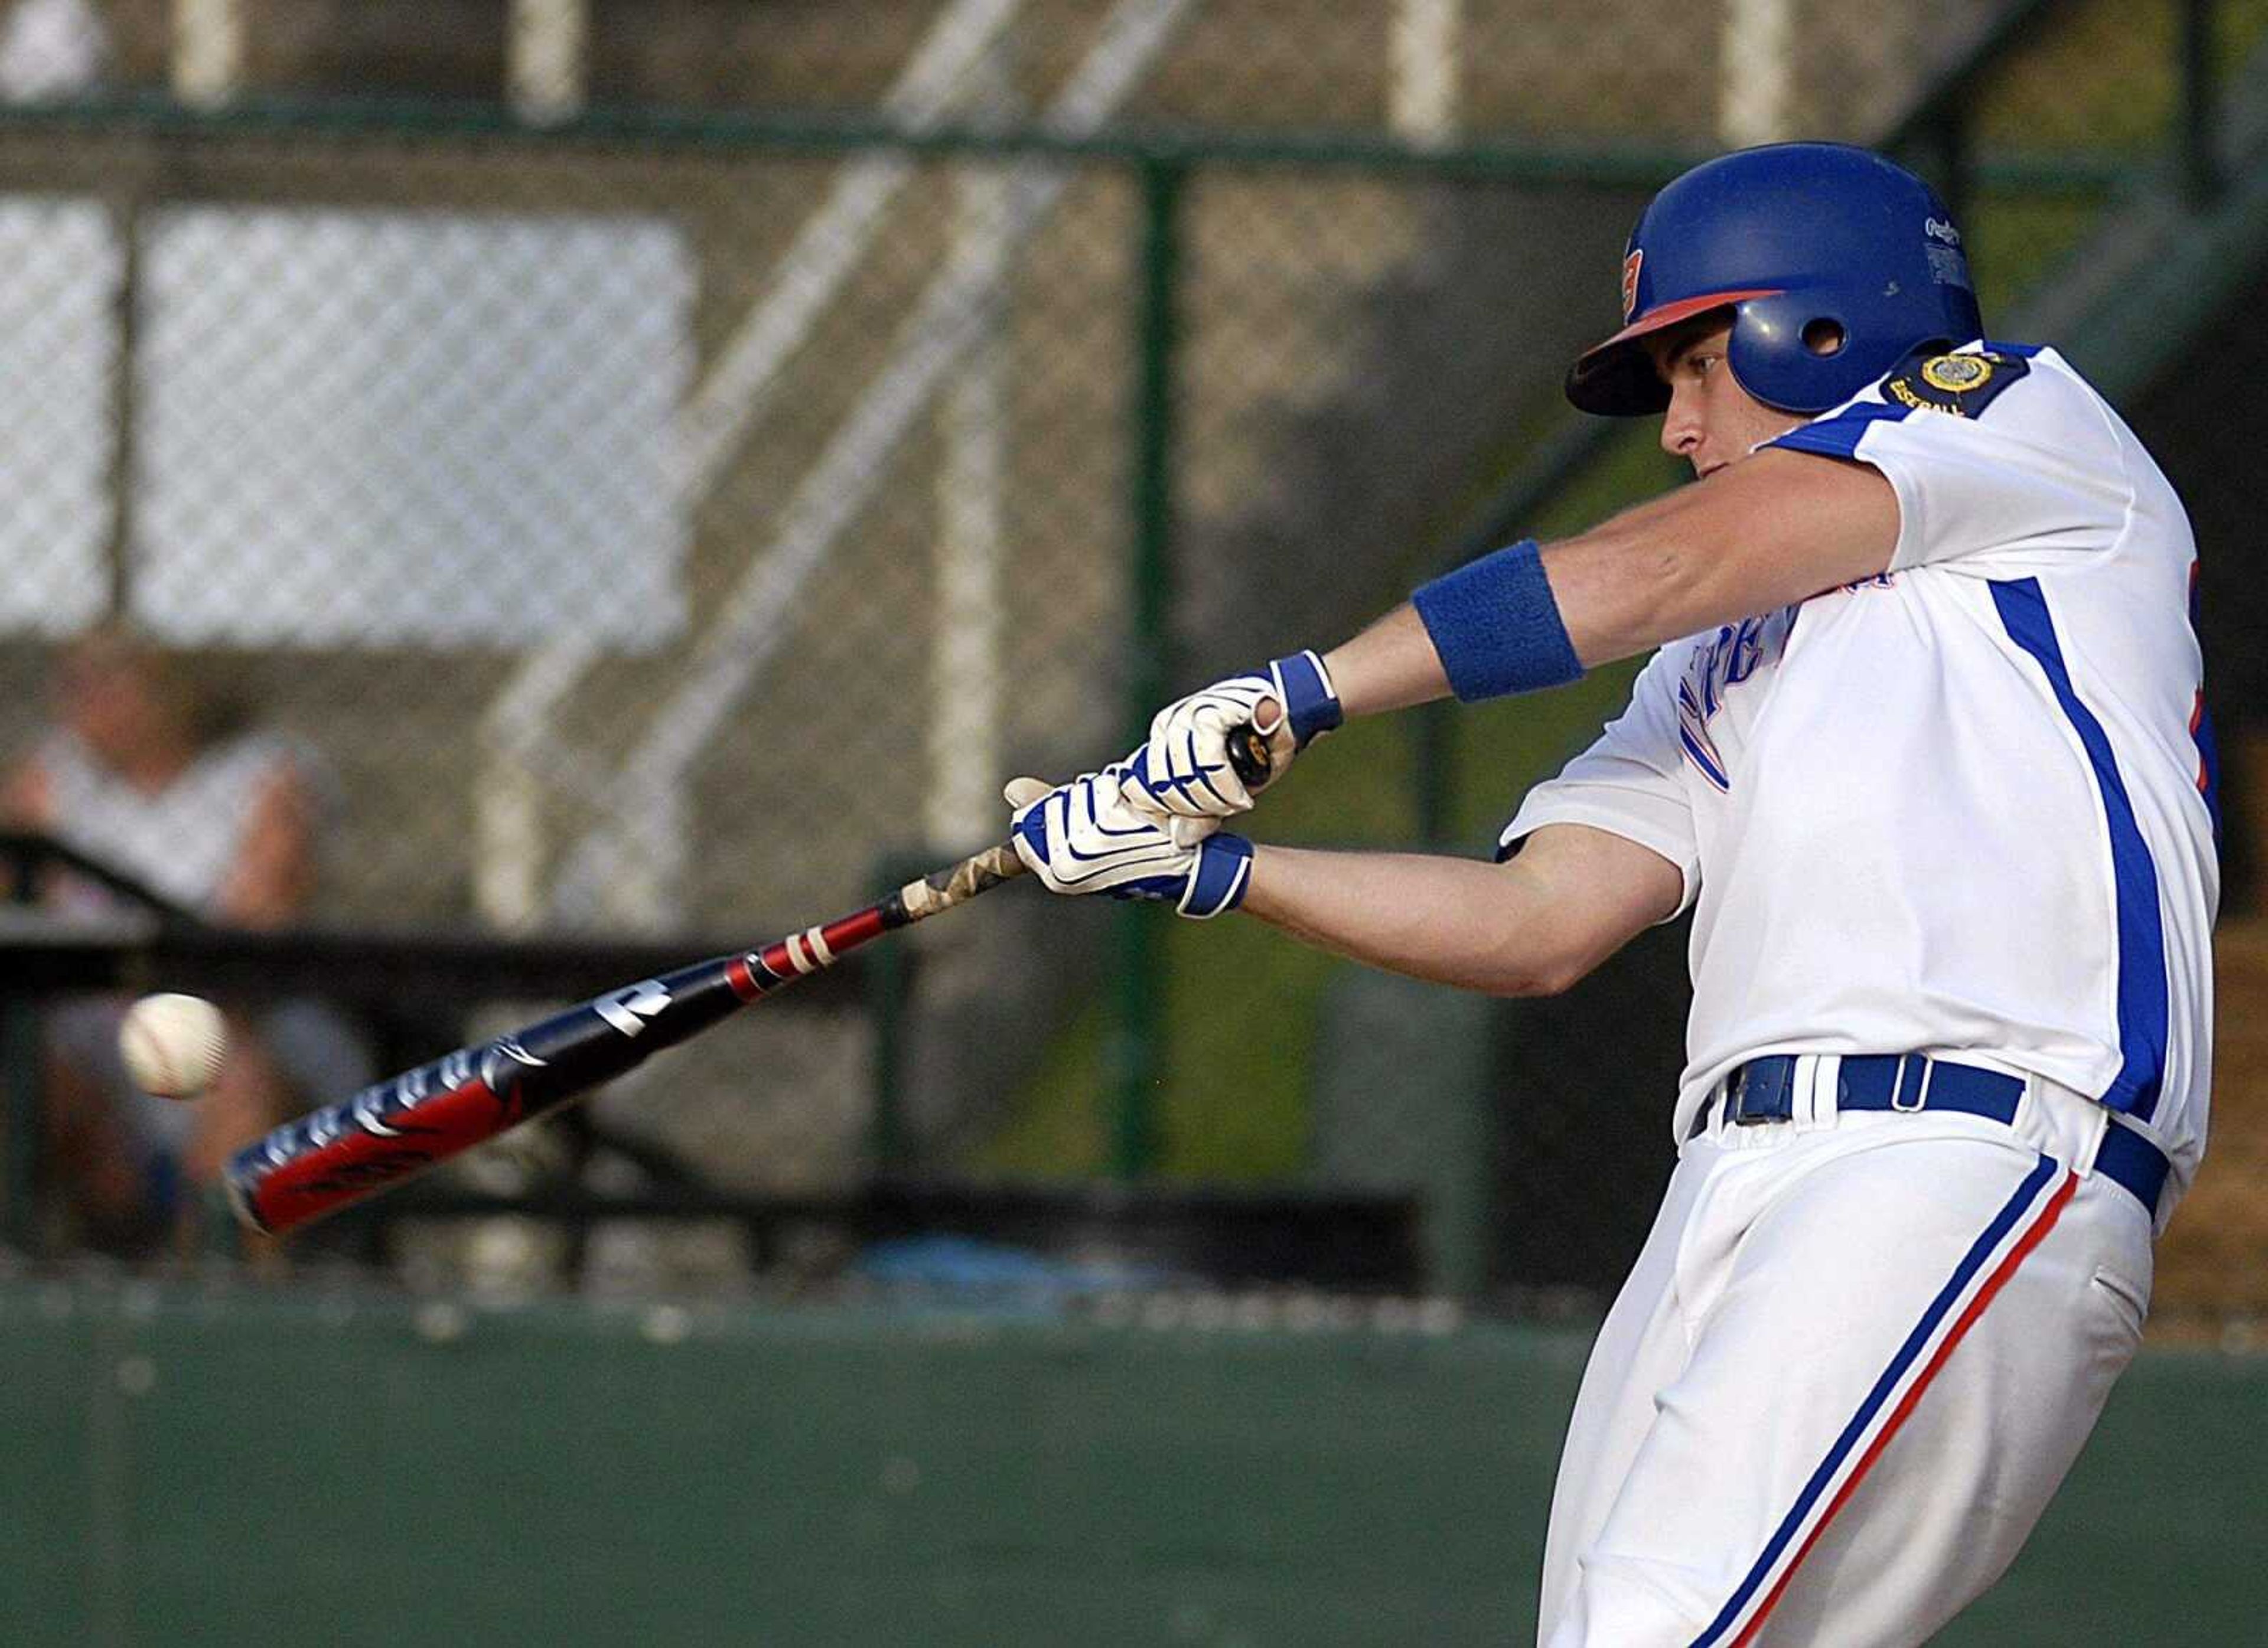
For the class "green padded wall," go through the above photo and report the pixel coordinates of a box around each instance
[0,1283,2259,1645]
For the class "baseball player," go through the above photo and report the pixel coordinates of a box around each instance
[1006,143,2216,1644]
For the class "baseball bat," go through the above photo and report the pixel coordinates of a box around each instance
[225,726,1278,1236]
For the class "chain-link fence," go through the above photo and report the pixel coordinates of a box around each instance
[0,1,2028,136]
[0,0,2259,1301]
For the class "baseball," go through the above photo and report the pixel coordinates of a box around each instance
[118,993,229,1099]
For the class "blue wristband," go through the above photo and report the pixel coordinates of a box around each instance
[1410,539,1583,701]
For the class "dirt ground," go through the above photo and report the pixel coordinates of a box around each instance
[2150,919,2268,1337]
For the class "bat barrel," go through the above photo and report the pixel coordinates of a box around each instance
[224,836,1024,1237]
[226,951,764,1235]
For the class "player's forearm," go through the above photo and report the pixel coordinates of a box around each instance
[1318,606,1452,719]
[1238,844,1585,997]
[1312,453,1899,724]
[1135,456,1891,821]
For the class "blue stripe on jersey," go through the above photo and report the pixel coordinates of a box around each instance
[1689,1154,2063,1648]
[1767,399,1913,461]
[1679,723,1732,791]
[1989,577,2169,1119]
[1982,339,2044,358]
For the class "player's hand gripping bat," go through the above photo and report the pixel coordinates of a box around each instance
[224,727,1275,1236]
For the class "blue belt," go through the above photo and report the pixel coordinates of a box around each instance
[1701,1053,2171,1218]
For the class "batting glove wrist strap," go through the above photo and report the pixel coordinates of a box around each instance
[1178,833,1254,919]
[1268,650,1343,749]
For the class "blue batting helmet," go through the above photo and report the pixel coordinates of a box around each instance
[1566,143,1983,417]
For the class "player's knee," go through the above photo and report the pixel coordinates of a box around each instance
[1543,1552,1716,1648]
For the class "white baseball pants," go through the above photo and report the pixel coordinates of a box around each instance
[1538,1066,2155,1647]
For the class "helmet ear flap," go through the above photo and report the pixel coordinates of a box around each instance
[1726,293,1879,414]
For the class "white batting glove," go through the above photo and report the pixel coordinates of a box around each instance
[1128,650,1342,822]
[1005,768,1254,919]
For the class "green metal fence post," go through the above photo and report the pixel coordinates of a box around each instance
[1109,155,1187,1181]
[2182,0,2223,207]
[1414,699,1456,847]
[868,857,914,1173]
[1909,107,1973,243]
[1,1000,40,1250]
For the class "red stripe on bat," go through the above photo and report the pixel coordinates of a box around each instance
[820,906,889,952]
[725,955,761,1001]
[737,908,882,997]
[243,1079,514,1233]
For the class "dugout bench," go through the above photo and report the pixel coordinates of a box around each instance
[0,830,1420,1293]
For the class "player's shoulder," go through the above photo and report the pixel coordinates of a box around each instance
[1777,339,2109,459]
[1873,340,2052,419]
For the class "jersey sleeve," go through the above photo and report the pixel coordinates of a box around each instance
[1767,345,2131,579]
[1497,648,1699,918]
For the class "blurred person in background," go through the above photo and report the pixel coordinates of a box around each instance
[0,0,105,102]
[2,625,370,1255]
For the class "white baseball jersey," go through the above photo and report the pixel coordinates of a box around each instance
[1502,340,2218,1203]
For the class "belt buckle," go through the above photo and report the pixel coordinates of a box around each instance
[1729,1059,1795,1126]
[1891,1053,1933,1112]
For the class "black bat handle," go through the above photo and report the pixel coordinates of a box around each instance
[1226,720,1275,791]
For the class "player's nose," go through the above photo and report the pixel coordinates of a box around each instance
[1658,391,1703,463]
